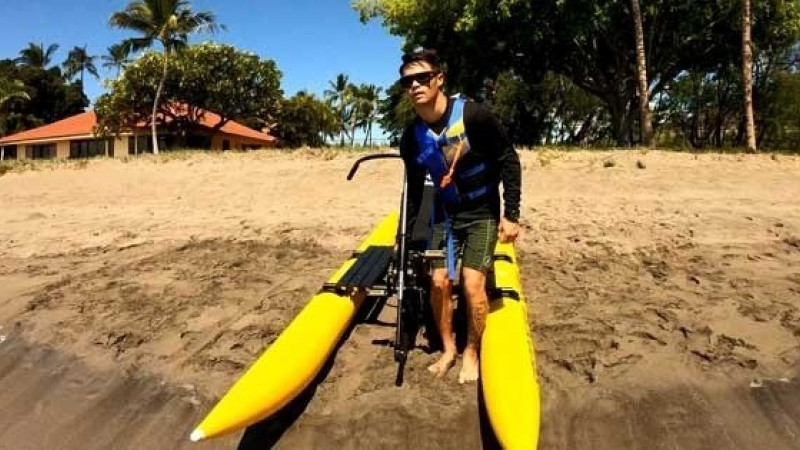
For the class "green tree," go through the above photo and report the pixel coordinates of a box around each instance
[759,70,800,149]
[355,83,382,146]
[95,44,282,146]
[651,1,800,149]
[323,77,382,147]
[63,46,99,94]
[0,77,29,110]
[0,59,87,138]
[16,42,60,69]
[655,69,739,148]
[0,75,31,159]
[175,43,282,132]
[377,81,416,145]
[324,73,355,145]
[490,71,605,146]
[355,0,800,147]
[543,0,751,146]
[109,0,223,154]
[274,91,338,147]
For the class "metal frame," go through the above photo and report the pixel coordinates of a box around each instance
[347,153,431,386]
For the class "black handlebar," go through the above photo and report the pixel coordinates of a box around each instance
[346,153,403,180]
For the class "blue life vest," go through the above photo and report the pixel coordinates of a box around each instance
[413,94,494,279]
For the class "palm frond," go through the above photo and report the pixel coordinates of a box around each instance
[109,6,156,35]
[179,10,225,34]
[86,62,100,79]
[102,43,133,69]
[125,37,156,54]
[0,78,31,107]
[45,43,60,63]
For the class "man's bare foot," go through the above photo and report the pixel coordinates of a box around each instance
[427,352,457,378]
[458,349,480,384]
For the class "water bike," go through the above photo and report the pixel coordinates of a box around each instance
[190,153,540,449]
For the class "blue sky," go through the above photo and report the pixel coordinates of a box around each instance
[0,1,404,113]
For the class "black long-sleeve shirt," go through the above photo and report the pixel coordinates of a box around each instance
[399,97,522,227]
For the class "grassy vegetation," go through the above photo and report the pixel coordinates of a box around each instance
[0,146,388,176]
[1,146,797,178]
[0,158,88,177]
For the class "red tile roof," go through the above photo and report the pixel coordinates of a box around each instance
[0,111,98,144]
[165,106,277,144]
[0,107,277,146]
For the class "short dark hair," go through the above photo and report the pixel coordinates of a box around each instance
[399,48,442,75]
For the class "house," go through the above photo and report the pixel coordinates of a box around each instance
[0,107,278,160]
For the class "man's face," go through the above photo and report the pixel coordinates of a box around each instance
[400,61,443,106]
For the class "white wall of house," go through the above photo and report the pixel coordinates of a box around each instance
[56,141,70,159]
[114,136,129,157]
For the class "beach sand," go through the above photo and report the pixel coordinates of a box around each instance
[1,149,799,449]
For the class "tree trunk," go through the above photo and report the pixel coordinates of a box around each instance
[735,116,745,146]
[742,0,757,152]
[690,109,703,149]
[713,80,725,148]
[573,110,599,146]
[151,50,170,155]
[608,98,633,147]
[630,0,654,147]
[1,147,4,161]
[349,115,357,147]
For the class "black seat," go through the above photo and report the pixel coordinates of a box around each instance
[334,245,394,291]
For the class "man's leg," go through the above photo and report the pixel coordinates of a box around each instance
[457,218,497,384]
[428,267,457,377]
[459,268,488,383]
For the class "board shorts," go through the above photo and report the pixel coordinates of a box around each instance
[429,218,498,273]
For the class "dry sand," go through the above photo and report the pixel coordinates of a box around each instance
[1,148,799,449]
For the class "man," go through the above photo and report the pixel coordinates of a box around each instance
[398,49,522,384]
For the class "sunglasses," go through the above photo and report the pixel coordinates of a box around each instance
[399,71,440,89]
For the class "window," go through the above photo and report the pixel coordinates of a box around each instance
[127,135,171,154]
[1,145,17,160]
[128,135,152,154]
[26,144,56,160]
[70,139,114,159]
[186,134,211,149]
[222,139,231,150]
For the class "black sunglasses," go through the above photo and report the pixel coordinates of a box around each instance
[400,71,440,89]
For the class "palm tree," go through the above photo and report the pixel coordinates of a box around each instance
[109,0,223,154]
[324,73,352,146]
[741,0,757,152]
[357,84,382,146]
[63,46,100,93]
[345,83,365,147]
[0,78,28,108]
[101,43,133,78]
[630,0,653,147]
[0,77,30,159]
[16,42,60,69]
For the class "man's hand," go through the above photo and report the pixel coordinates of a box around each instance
[498,217,520,243]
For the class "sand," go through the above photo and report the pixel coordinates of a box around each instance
[1,148,799,449]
